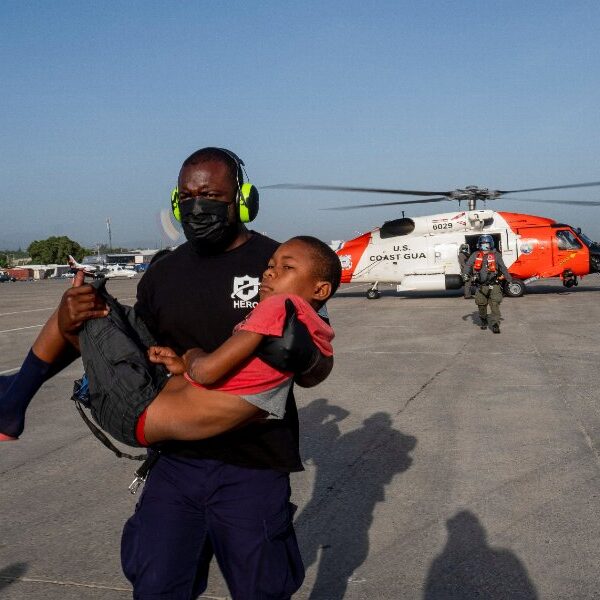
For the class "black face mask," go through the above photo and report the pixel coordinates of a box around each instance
[180,196,239,254]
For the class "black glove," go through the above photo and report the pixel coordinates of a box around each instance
[256,298,320,374]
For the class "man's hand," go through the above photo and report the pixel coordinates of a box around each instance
[57,271,109,336]
[257,299,320,374]
[148,346,186,375]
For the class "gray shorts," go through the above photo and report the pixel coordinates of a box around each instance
[78,281,169,447]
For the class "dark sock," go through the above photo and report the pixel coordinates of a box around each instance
[0,350,53,439]
[0,373,18,395]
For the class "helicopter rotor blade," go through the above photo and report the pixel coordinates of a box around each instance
[497,181,600,194]
[322,197,451,210]
[500,196,600,206]
[263,183,453,197]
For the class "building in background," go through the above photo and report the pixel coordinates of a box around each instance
[82,249,161,270]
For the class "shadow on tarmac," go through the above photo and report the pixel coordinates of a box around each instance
[0,562,28,593]
[461,311,481,326]
[335,281,600,300]
[461,311,505,329]
[336,288,462,299]
[296,400,417,600]
[423,510,538,600]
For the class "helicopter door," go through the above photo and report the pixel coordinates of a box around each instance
[553,229,586,273]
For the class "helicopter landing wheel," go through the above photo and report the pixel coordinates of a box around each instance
[504,279,525,298]
[366,287,381,300]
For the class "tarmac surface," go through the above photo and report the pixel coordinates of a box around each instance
[1,276,600,599]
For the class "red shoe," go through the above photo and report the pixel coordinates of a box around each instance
[0,432,18,441]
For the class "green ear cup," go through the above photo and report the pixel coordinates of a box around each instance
[171,187,181,222]
[238,182,259,223]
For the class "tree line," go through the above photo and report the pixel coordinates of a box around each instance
[1,237,133,268]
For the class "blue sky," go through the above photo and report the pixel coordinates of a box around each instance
[2,1,600,250]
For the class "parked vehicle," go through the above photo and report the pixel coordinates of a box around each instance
[0,271,17,282]
[100,264,136,279]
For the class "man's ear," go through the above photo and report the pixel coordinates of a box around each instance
[313,281,332,302]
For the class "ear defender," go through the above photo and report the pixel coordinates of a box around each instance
[171,186,181,222]
[238,182,259,223]
[170,183,259,224]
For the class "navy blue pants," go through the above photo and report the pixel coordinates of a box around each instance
[121,456,305,600]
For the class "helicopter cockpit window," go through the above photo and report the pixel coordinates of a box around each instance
[556,230,582,250]
[380,218,415,239]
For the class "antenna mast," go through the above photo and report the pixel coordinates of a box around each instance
[106,218,112,251]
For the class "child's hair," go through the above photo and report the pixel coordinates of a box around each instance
[289,236,342,298]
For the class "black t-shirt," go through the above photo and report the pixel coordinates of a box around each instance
[135,233,303,473]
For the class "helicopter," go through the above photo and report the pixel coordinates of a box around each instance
[266,181,600,299]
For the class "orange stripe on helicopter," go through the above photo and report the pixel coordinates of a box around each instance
[336,232,371,283]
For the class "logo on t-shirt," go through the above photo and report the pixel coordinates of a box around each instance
[231,275,260,308]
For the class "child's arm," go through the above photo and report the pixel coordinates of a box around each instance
[149,331,264,383]
[147,346,186,374]
[183,330,264,385]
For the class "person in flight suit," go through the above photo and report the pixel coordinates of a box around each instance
[462,235,512,333]
[458,243,472,299]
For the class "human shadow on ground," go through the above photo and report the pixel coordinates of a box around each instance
[461,312,504,328]
[461,311,481,326]
[0,562,28,593]
[296,401,417,600]
[423,510,538,600]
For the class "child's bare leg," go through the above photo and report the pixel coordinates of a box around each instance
[32,309,76,361]
[0,270,108,441]
[143,377,265,444]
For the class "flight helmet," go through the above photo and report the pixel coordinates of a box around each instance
[459,243,470,254]
[477,234,494,251]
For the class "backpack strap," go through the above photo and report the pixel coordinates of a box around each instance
[73,397,146,461]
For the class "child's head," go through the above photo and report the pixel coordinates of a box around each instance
[260,236,342,309]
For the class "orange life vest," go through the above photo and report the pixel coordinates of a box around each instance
[473,251,496,272]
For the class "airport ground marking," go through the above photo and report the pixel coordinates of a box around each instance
[0,307,55,317]
[0,298,136,319]
[0,324,43,334]
[0,575,130,593]
[0,575,228,598]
